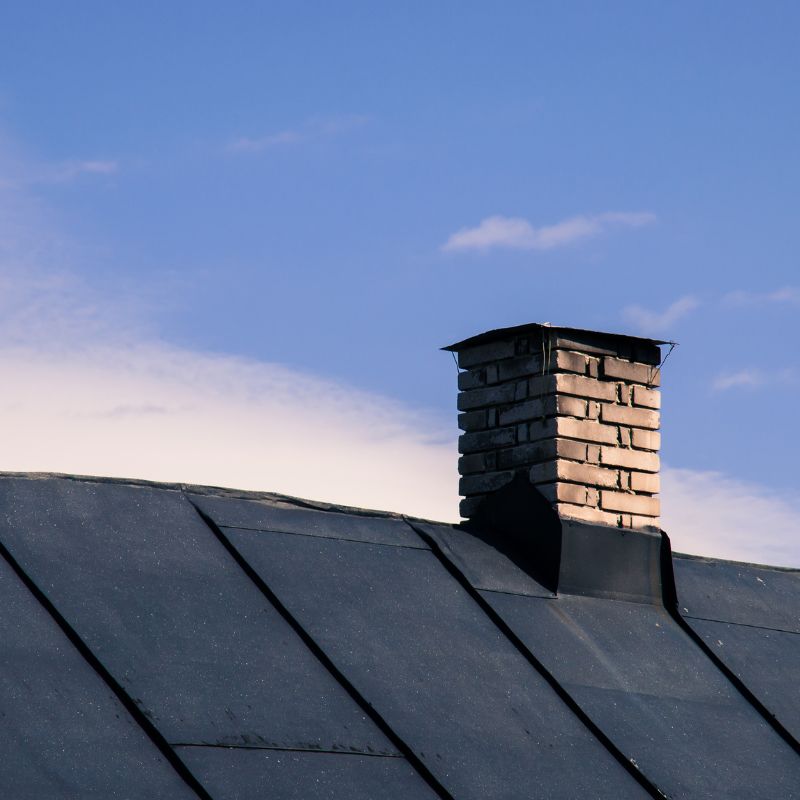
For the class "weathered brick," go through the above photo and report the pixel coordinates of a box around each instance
[496,438,589,469]
[457,339,515,369]
[498,394,587,426]
[458,383,516,411]
[554,373,617,401]
[526,374,558,397]
[555,502,620,527]
[458,452,494,475]
[498,441,552,469]
[536,482,595,506]
[600,491,660,516]
[599,446,660,473]
[460,470,514,496]
[619,426,632,447]
[552,334,618,357]
[458,368,485,391]
[632,429,661,451]
[602,357,660,386]
[587,357,600,378]
[632,385,661,409]
[630,471,660,494]
[618,383,632,405]
[532,417,619,445]
[529,459,619,488]
[496,349,589,381]
[587,444,601,463]
[558,395,589,418]
[600,403,660,430]
[459,495,485,518]
[458,427,516,454]
[498,354,544,382]
[630,514,661,531]
[554,350,588,374]
[458,409,488,431]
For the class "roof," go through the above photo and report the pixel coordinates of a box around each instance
[0,472,798,799]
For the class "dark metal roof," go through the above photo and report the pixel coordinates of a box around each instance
[442,322,669,352]
[0,472,798,799]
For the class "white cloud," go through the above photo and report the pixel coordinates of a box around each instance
[228,114,371,154]
[662,467,800,567]
[712,369,764,391]
[229,130,304,152]
[712,366,796,392]
[44,160,119,182]
[5,159,120,186]
[722,286,800,307]
[441,211,655,253]
[0,340,459,521]
[622,295,699,336]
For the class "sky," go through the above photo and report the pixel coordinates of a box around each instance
[0,2,798,565]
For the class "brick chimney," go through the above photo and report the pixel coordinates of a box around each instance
[445,324,665,531]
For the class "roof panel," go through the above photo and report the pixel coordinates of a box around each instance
[191,494,426,548]
[674,556,800,632]
[0,552,196,800]
[0,478,394,755]
[176,748,438,800]
[483,591,800,799]
[226,527,649,800]
[687,618,800,741]
[413,521,553,597]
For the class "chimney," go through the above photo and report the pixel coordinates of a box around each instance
[445,323,665,531]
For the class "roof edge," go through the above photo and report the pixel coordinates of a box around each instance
[442,322,669,351]
[0,470,455,528]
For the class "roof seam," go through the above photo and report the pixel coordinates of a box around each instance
[660,536,800,757]
[683,614,800,636]
[406,519,669,800]
[187,496,456,800]
[170,743,405,758]
[218,524,429,550]
[0,535,213,800]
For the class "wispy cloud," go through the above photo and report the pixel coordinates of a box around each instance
[441,211,655,253]
[712,367,796,392]
[39,159,119,183]
[722,286,800,307]
[0,253,456,521]
[662,467,800,567]
[712,369,764,391]
[0,158,119,188]
[228,114,371,154]
[622,295,699,336]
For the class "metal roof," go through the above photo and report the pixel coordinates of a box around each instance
[443,322,669,351]
[0,473,797,799]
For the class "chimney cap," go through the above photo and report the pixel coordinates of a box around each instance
[442,322,668,353]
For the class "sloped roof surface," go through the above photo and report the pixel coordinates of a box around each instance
[0,474,798,799]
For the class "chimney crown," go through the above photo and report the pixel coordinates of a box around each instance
[446,323,666,531]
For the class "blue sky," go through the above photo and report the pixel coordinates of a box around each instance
[0,2,798,563]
